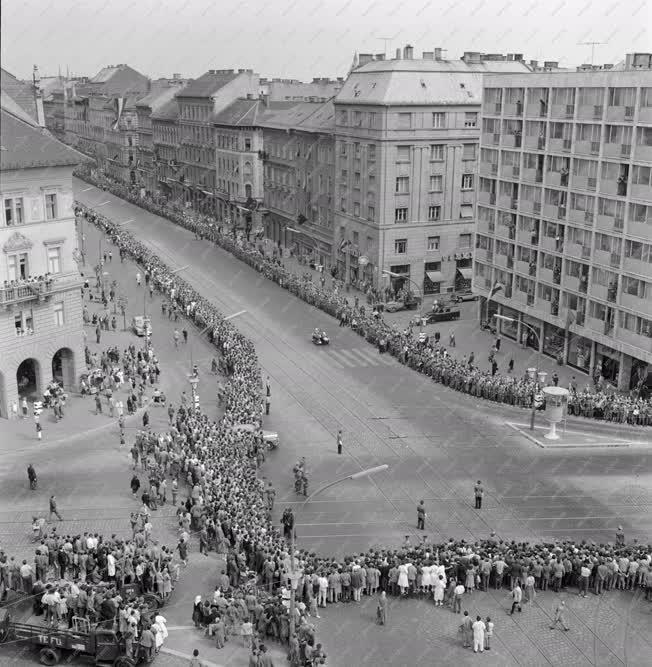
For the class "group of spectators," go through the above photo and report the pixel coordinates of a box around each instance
[75,166,652,426]
[72,186,652,666]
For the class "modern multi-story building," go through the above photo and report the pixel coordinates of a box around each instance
[176,69,259,213]
[474,53,652,390]
[136,78,187,195]
[0,71,85,418]
[260,100,336,264]
[332,46,531,295]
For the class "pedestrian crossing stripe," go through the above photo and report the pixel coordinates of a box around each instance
[327,347,396,369]
[337,349,370,366]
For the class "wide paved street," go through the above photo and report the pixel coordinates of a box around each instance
[1,180,650,667]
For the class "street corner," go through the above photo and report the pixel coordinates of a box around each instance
[504,421,645,449]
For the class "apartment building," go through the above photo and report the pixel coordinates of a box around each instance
[151,98,183,203]
[0,73,85,418]
[175,69,259,213]
[333,46,531,295]
[259,100,336,264]
[474,54,652,390]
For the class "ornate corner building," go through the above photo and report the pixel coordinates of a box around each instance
[0,68,85,418]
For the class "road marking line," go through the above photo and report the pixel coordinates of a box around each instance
[352,347,386,365]
[337,349,369,366]
[328,351,356,368]
[81,186,95,192]
[96,201,110,206]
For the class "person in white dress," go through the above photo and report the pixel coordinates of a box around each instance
[433,574,446,606]
[152,614,168,652]
[397,562,410,595]
[421,563,433,593]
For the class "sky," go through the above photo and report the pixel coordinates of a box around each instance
[1,0,650,81]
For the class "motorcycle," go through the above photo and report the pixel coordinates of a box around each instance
[311,330,330,346]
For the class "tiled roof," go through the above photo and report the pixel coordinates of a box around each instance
[0,108,84,171]
[151,98,179,121]
[137,85,185,111]
[176,71,238,98]
[0,90,36,125]
[0,68,37,120]
[258,99,335,133]
[90,65,122,83]
[336,58,532,105]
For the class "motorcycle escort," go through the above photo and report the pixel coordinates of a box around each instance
[311,328,330,346]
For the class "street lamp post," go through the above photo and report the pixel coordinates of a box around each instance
[382,269,424,318]
[493,314,541,431]
[288,464,389,637]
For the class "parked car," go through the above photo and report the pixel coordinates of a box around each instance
[449,291,478,303]
[131,315,152,337]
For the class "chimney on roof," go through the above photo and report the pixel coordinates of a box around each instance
[514,54,523,61]
[543,61,559,69]
[603,63,613,70]
[462,51,482,64]
[375,53,385,61]
[32,65,46,127]
[403,45,414,59]
[506,53,514,61]
[434,48,443,61]
[529,60,538,68]
[396,48,402,60]
[422,51,434,60]
[359,54,374,66]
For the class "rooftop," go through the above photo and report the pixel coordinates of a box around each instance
[151,98,179,121]
[175,71,239,98]
[0,68,37,120]
[258,99,335,133]
[337,57,531,105]
[0,107,84,171]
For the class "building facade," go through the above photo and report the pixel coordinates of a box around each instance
[474,56,652,390]
[151,98,183,203]
[176,69,259,213]
[332,47,531,296]
[260,101,336,264]
[0,80,85,418]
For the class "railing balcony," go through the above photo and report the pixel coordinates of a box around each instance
[575,311,585,326]
[578,104,604,120]
[634,143,652,163]
[515,259,530,276]
[0,284,40,306]
[606,105,635,122]
[504,102,524,117]
[527,293,535,306]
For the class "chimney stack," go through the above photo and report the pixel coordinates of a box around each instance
[359,54,374,66]
[434,48,442,61]
[422,51,434,60]
[529,60,538,68]
[32,65,46,127]
[403,45,414,59]
[396,48,402,60]
[375,53,385,61]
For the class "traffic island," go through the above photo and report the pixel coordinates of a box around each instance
[505,421,641,448]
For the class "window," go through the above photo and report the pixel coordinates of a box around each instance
[245,138,251,151]
[428,205,441,221]
[395,176,409,193]
[45,193,57,220]
[367,144,376,161]
[4,197,24,225]
[427,236,440,251]
[53,301,64,327]
[464,112,478,127]
[429,175,443,192]
[430,145,444,161]
[339,142,347,156]
[462,174,474,190]
[367,206,375,221]
[432,112,445,128]
[47,246,62,274]
[394,238,407,254]
[14,308,33,335]
[398,113,412,129]
[395,207,408,223]
[458,233,472,248]
[353,202,360,217]
[622,276,648,299]
[354,142,361,158]
[354,172,361,187]
[340,198,346,212]
[337,110,347,125]
[7,252,28,280]
[460,204,474,218]
[396,146,411,162]
[353,111,362,127]
[463,144,476,160]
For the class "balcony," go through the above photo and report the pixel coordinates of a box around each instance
[629,218,649,238]
[606,105,635,122]
[568,207,594,225]
[0,274,82,307]
[480,162,498,177]
[522,167,543,184]
[524,134,545,150]
[604,142,632,160]
[540,235,559,252]
[577,104,604,120]
[551,104,575,119]
[571,175,597,192]
[624,255,651,277]
[504,102,523,117]
[518,197,540,214]
[497,195,513,209]
[483,103,502,116]
[639,106,652,124]
[494,253,511,269]
[599,178,627,197]
[482,132,501,146]
[526,102,548,118]
[539,266,554,283]
[634,143,652,163]
[575,140,601,157]
[575,311,586,326]
[619,328,652,349]
[621,292,652,317]
[0,284,40,306]
[527,293,535,306]
[474,248,491,264]
[502,133,523,148]
[500,164,520,179]
[515,259,530,276]
[543,203,566,220]
[478,190,497,205]
[631,183,652,200]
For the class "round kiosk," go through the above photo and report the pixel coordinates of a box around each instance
[542,386,569,440]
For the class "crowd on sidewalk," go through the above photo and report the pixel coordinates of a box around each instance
[74,166,652,426]
[70,197,652,666]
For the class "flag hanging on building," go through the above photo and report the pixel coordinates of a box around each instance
[339,239,351,253]
[112,97,124,130]
[489,281,503,299]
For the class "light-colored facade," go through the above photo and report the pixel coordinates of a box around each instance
[333,48,531,296]
[0,81,85,418]
[151,98,183,203]
[474,55,652,390]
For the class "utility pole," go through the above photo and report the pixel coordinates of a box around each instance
[578,41,606,66]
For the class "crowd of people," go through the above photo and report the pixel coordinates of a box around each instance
[75,166,652,426]
[69,189,652,665]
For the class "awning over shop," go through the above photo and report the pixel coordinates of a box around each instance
[457,267,472,280]
[425,271,444,283]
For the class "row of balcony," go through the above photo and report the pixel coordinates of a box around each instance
[483,102,644,124]
[0,274,83,307]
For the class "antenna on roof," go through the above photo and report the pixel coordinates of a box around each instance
[578,41,606,65]
[376,34,398,58]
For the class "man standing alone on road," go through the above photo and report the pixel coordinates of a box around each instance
[550,600,569,631]
[474,481,484,509]
[417,501,426,530]
[48,496,62,522]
